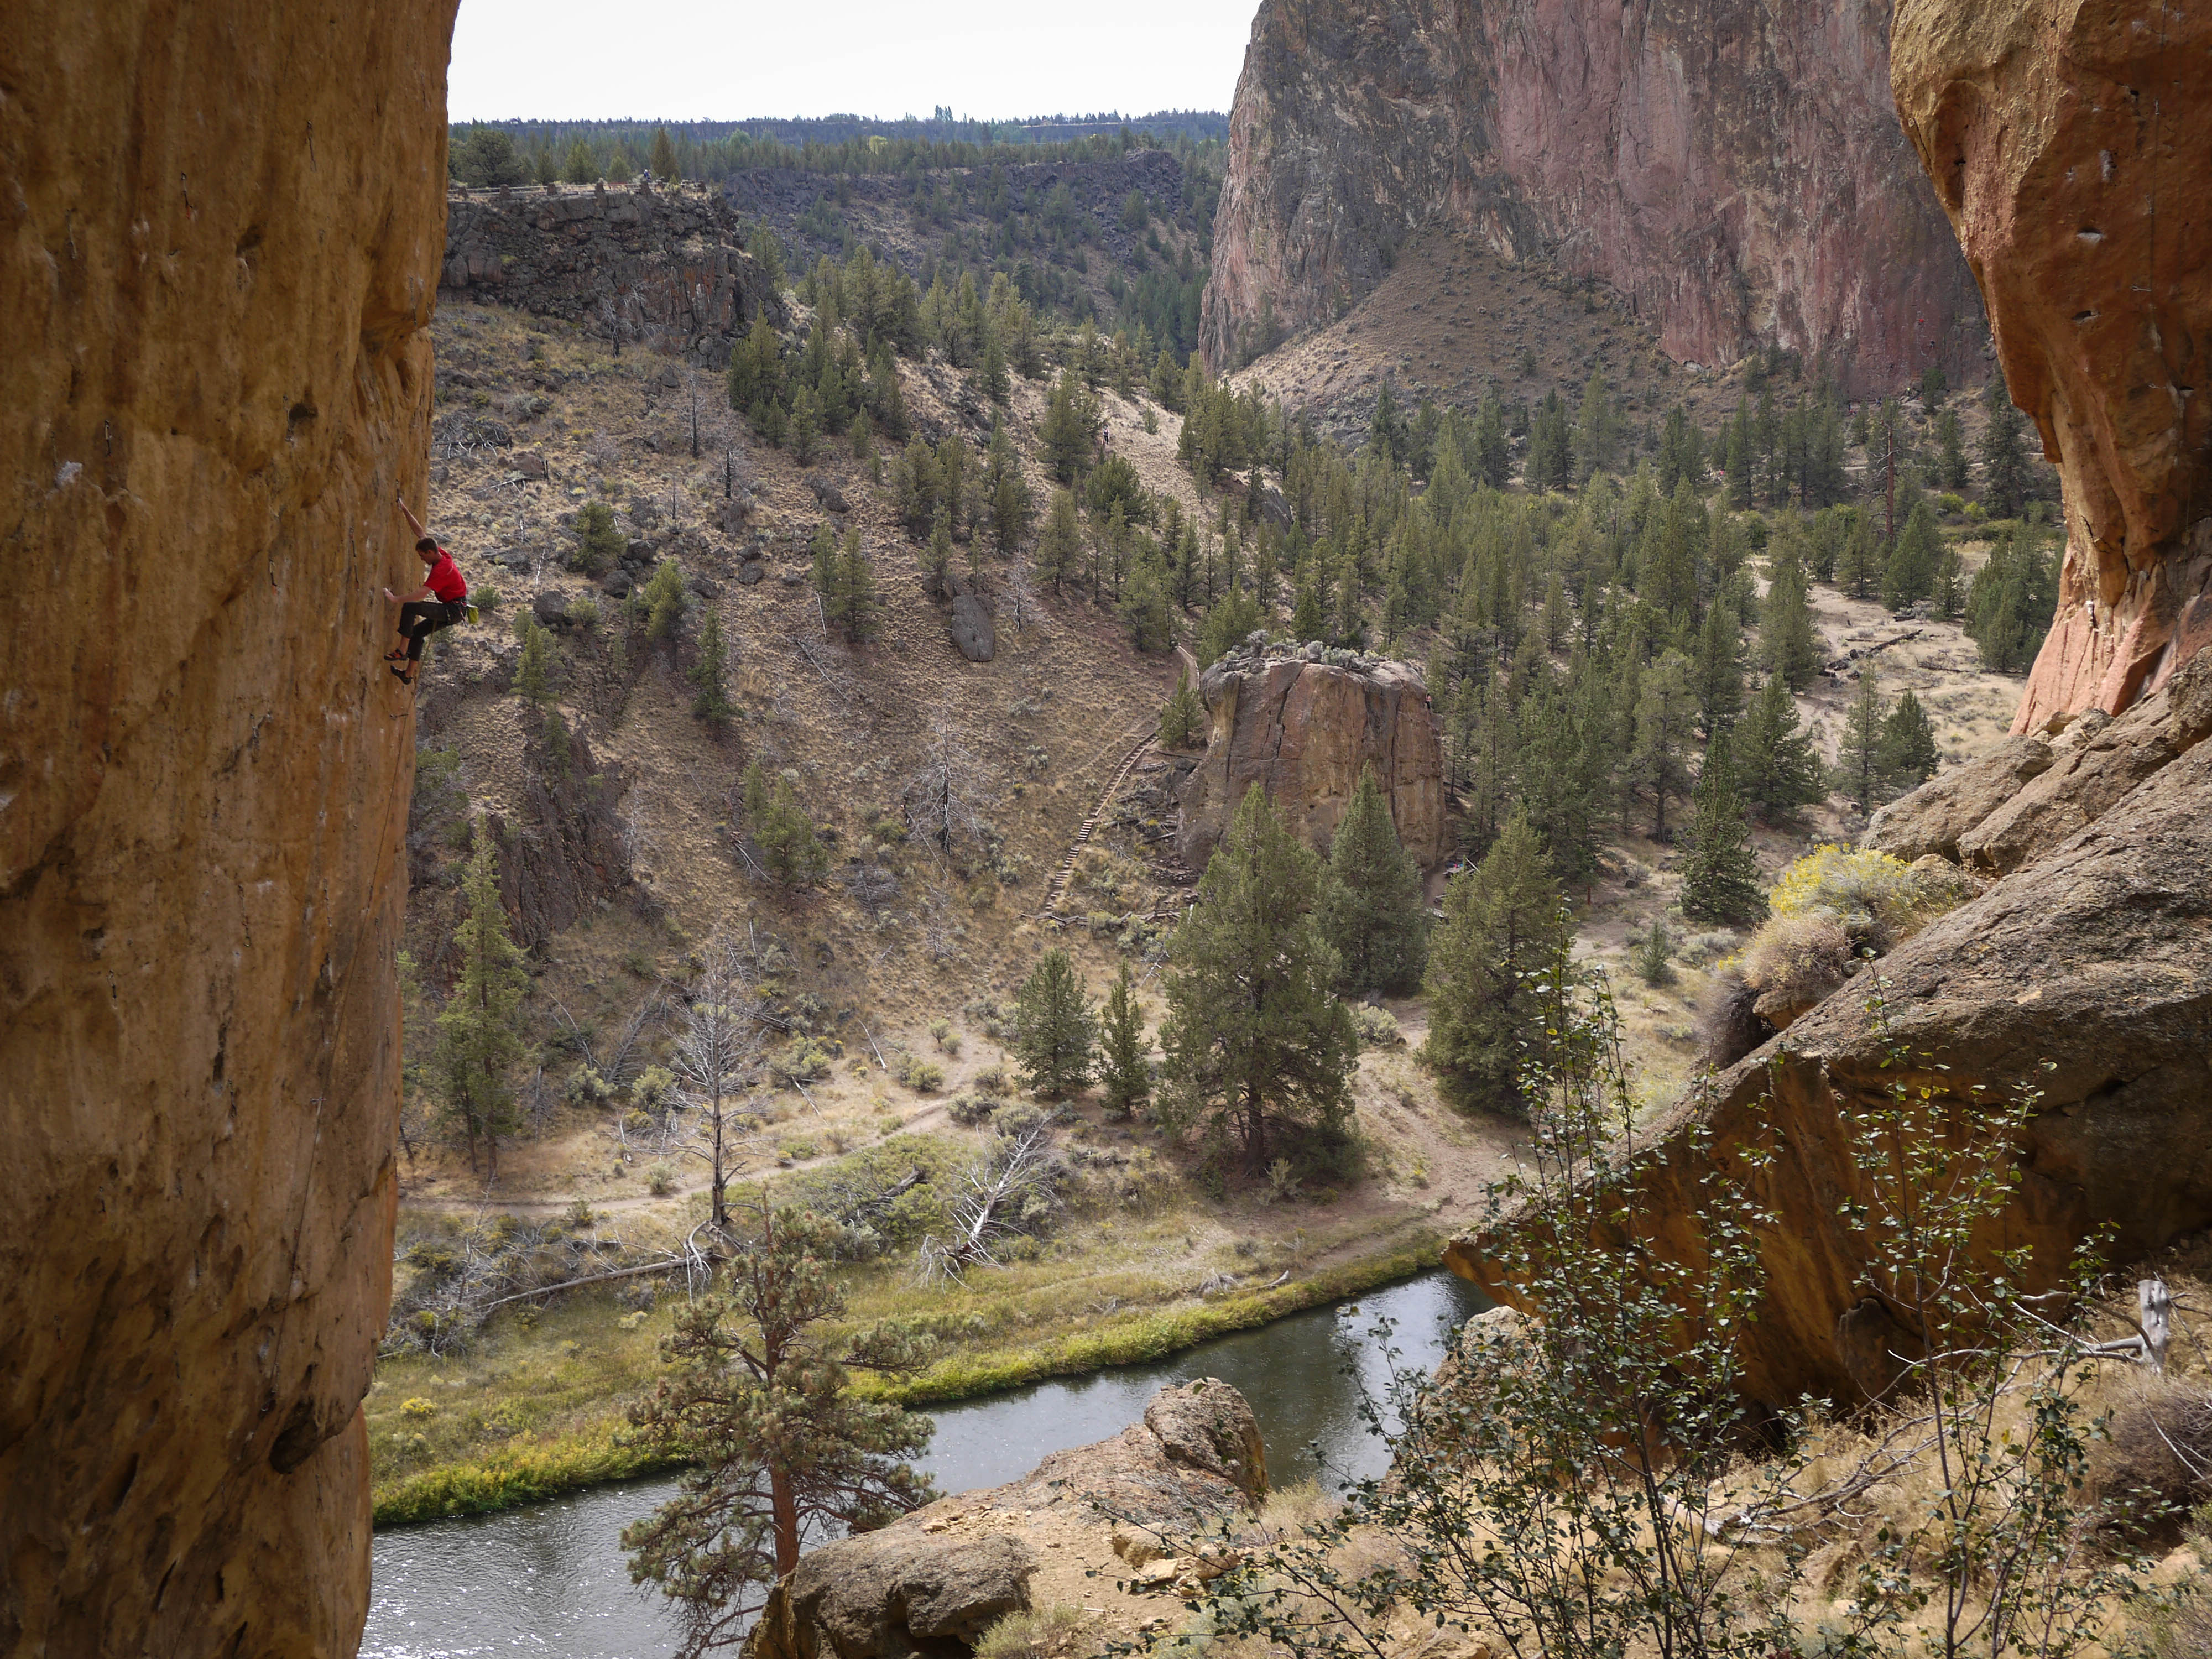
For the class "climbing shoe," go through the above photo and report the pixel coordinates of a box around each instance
[389,665,415,686]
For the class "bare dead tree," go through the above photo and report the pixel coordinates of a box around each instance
[669,932,768,1231]
[903,707,995,859]
[914,1114,1066,1284]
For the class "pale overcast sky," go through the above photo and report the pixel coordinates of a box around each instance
[447,0,1260,122]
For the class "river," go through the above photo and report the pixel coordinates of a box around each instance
[363,1270,1489,1659]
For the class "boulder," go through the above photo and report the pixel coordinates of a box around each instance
[533,589,572,628]
[806,473,850,515]
[598,569,632,599]
[950,594,995,662]
[510,449,548,479]
[1176,645,1446,869]
[750,1533,1035,1659]
[735,560,765,586]
[750,1382,1266,1659]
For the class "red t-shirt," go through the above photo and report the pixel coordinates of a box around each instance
[425,549,467,603]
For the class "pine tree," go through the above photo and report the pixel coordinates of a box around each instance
[828,527,878,643]
[1159,670,1204,748]
[1934,544,1965,620]
[921,513,954,598]
[1041,369,1094,482]
[1635,917,1675,987]
[1835,671,1890,815]
[690,609,734,731]
[435,819,529,1177]
[562,138,597,185]
[514,615,554,709]
[1634,649,1697,839]
[1935,407,1969,490]
[1528,390,1572,493]
[1035,489,1082,594]
[1966,527,2059,672]
[789,385,822,465]
[649,127,678,181]
[623,1201,933,1656]
[1693,603,1745,738]
[1734,674,1825,820]
[1097,961,1151,1119]
[1679,738,1768,927]
[1421,808,1564,1117]
[1980,383,2032,518]
[1761,553,1822,691]
[980,333,1010,405]
[1119,557,1175,653]
[756,776,827,885]
[1473,387,1512,489]
[1011,949,1095,1100]
[1878,689,1940,795]
[1317,765,1430,995]
[1883,499,1940,610]
[1291,576,1326,644]
[1157,786,1358,1173]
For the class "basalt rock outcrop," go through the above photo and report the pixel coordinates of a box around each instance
[1891,1,2212,732]
[0,4,453,1653]
[749,1381,1266,1659]
[1202,0,1985,393]
[440,185,785,363]
[1449,655,2212,1405]
[1175,643,1447,870]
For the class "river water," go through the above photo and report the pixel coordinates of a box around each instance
[363,1271,1489,1659]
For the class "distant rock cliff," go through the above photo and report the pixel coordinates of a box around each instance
[0,3,453,1652]
[1890,0,2212,732]
[1202,0,1985,395]
[441,184,784,363]
[1176,643,1447,870]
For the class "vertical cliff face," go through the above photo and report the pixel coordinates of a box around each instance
[1203,0,1985,397]
[1891,0,2212,732]
[0,6,455,1653]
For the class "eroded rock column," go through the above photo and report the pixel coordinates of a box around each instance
[1892,0,2212,730]
[0,6,456,1652]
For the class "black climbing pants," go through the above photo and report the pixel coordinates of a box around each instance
[398,600,467,660]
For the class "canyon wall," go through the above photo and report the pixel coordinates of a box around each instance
[1202,0,1985,397]
[441,185,785,364]
[1891,0,2212,732]
[0,5,455,1653]
[1176,643,1448,870]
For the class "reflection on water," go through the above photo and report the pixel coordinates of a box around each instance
[364,1271,1489,1659]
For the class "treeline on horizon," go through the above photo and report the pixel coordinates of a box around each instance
[448,112,1225,182]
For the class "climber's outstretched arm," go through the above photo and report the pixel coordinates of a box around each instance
[395,492,427,540]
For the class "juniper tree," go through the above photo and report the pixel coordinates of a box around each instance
[1734,674,1825,821]
[649,126,678,181]
[1010,948,1095,1100]
[1883,498,1940,610]
[827,528,879,644]
[1692,603,1744,738]
[435,819,529,1177]
[1097,961,1151,1119]
[623,1200,933,1659]
[755,775,827,885]
[1634,649,1697,840]
[1035,489,1082,594]
[1421,807,1564,1117]
[514,615,554,709]
[562,138,598,185]
[1317,765,1429,996]
[1678,737,1768,928]
[1157,786,1357,1173]
[1761,551,1821,691]
[1980,382,2032,518]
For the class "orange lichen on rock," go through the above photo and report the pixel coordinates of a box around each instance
[1891,0,2212,731]
[0,4,456,1653]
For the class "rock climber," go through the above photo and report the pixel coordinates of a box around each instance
[383,493,469,686]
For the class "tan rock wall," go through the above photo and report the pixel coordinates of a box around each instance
[0,6,455,1653]
[1891,0,2212,731]
[1175,651,1448,870]
[1203,0,1985,395]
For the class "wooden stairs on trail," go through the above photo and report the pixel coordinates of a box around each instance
[1041,727,1157,924]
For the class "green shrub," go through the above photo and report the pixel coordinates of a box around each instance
[1737,910,1854,1020]
[565,1066,614,1108]
[894,1053,945,1093]
[947,1095,995,1127]
[1350,1004,1404,1048]
[971,1063,1008,1097]
[974,1605,1092,1659]
[571,500,624,575]
[774,1037,836,1084]
[928,1019,960,1054]
[646,1162,675,1196]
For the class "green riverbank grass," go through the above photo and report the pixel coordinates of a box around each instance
[369,1219,1446,1528]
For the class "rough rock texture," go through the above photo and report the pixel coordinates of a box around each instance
[1453,650,2212,1406]
[0,4,454,1655]
[750,1531,1037,1659]
[950,594,996,663]
[440,185,784,363]
[1861,731,2056,859]
[1202,0,1984,393]
[1177,645,1447,869]
[1891,1,2212,732]
[749,1382,1265,1659]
